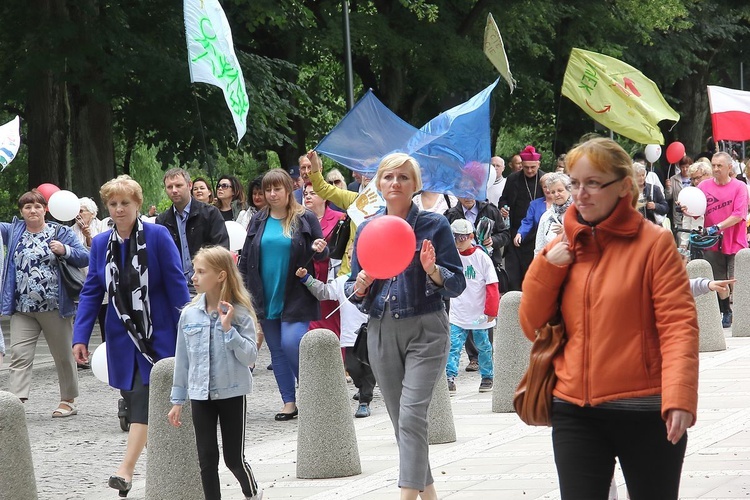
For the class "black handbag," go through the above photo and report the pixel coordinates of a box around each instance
[327,215,351,260]
[352,322,369,366]
[495,264,510,294]
[54,226,85,301]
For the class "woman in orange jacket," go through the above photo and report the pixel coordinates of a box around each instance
[519,138,699,500]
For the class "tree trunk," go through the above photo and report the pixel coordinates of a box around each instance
[672,70,712,158]
[69,86,115,204]
[27,70,68,190]
[26,0,70,190]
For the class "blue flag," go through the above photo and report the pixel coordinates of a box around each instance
[315,79,499,201]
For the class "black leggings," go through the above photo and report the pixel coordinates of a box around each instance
[551,402,687,500]
[191,395,259,500]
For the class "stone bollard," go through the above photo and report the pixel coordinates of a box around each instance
[733,249,750,337]
[493,291,528,413]
[145,357,203,499]
[686,259,727,352]
[0,391,37,499]
[427,371,456,444]
[297,329,361,479]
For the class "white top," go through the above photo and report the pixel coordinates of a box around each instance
[413,192,457,214]
[449,247,498,330]
[534,209,563,256]
[486,178,506,207]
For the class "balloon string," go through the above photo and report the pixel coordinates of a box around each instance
[325,287,360,319]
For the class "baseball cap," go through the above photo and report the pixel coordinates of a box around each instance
[288,165,300,178]
[450,219,474,235]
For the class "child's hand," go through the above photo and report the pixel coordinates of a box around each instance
[218,301,234,332]
[295,267,308,278]
[168,405,182,427]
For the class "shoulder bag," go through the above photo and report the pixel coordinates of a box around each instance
[352,322,369,366]
[327,215,351,260]
[513,317,566,426]
[54,226,86,302]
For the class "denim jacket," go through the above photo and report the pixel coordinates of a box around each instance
[346,203,466,319]
[170,295,258,405]
[0,218,90,318]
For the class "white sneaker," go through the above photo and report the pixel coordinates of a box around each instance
[246,488,263,500]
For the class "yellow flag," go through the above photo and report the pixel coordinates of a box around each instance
[483,14,515,93]
[561,48,679,144]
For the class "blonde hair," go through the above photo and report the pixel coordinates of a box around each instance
[565,138,639,207]
[261,168,305,238]
[100,175,144,209]
[373,153,423,192]
[189,246,256,319]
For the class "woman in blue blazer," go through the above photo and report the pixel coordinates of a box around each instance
[73,175,190,497]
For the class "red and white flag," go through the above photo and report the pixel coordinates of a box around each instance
[707,85,750,141]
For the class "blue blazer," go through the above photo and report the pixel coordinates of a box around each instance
[73,223,190,390]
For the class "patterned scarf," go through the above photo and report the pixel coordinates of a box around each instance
[552,196,574,222]
[105,217,154,364]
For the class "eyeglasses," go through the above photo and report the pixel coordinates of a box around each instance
[216,183,232,190]
[570,178,622,193]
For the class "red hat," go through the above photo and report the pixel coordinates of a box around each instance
[519,145,541,162]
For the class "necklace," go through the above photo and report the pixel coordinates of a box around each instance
[524,173,539,200]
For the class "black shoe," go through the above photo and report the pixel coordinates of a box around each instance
[354,403,371,418]
[108,475,132,498]
[267,363,273,370]
[353,391,360,401]
[274,408,298,421]
[77,362,90,370]
[722,311,733,328]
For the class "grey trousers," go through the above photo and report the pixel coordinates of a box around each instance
[9,311,79,401]
[367,306,450,490]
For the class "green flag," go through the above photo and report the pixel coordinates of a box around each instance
[561,48,679,144]
[185,0,249,144]
[483,14,515,93]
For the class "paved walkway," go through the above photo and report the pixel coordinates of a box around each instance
[3,322,750,499]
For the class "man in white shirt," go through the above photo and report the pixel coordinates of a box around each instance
[486,156,506,207]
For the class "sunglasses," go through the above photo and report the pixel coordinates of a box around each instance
[216,183,232,189]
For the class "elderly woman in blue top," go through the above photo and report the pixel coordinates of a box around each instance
[73,175,190,498]
[0,189,89,417]
[346,153,466,500]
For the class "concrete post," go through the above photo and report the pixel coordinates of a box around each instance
[733,248,750,337]
[686,259,727,352]
[297,329,361,479]
[145,358,203,499]
[427,372,456,444]
[0,391,37,499]
[492,291,529,413]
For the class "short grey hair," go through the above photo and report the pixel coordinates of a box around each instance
[544,172,571,191]
[633,162,647,175]
[78,197,98,216]
[689,161,711,177]
[712,151,733,165]
[325,168,346,184]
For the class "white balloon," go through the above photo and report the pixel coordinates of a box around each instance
[91,342,109,384]
[48,190,80,222]
[486,163,497,190]
[225,221,247,251]
[677,186,707,217]
[644,144,662,164]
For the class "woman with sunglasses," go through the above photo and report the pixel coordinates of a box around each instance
[520,138,698,499]
[214,175,248,224]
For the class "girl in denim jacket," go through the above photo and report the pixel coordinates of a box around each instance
[168,247,262,500]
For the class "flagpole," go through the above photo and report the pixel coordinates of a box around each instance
[192,90,216,184]
[342,0,355,111]
[742,60,746,160]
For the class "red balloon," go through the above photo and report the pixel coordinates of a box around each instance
[356,215,417,279]
[37,183,60,202]
[665,142,686,164]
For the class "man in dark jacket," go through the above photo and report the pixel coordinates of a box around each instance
[498,145,545,291]
[156,168,230,291]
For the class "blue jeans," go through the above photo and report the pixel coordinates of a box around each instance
[260,319,309,404]
[446,324,493,379]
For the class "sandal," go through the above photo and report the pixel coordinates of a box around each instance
[52,401,78,418]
